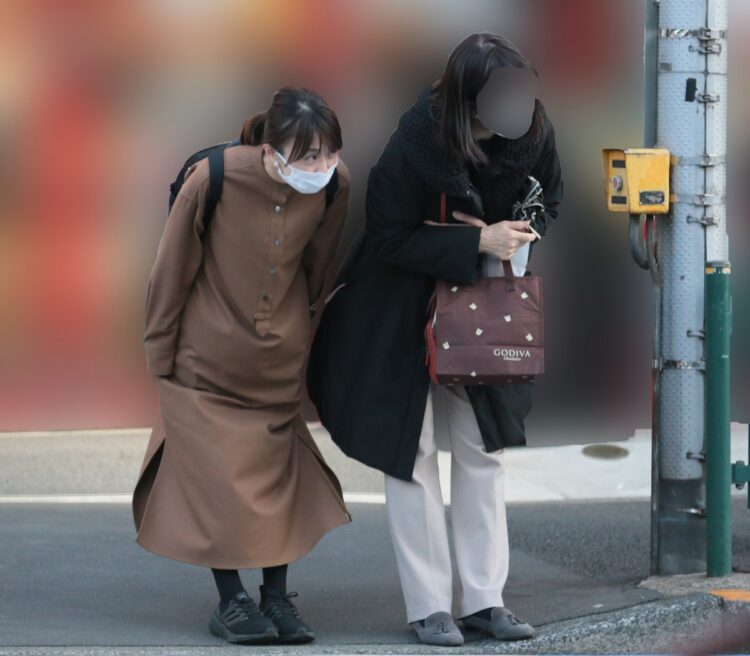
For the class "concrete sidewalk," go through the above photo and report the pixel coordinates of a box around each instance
[2,427,750,654]
[1,422,748,503]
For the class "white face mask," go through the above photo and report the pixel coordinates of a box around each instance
[272,148,338,194]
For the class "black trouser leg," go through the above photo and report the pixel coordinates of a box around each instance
[212,568,246,609]
[262,564,288,595]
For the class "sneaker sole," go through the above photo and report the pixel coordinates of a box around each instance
[208,615,279,644]
[279,627,316,644]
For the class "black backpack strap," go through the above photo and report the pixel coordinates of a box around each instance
[325,168,339,208]
[200,139,240,230]
[203,146,225,230]
[169,146,214,213]
[169,138,241,218]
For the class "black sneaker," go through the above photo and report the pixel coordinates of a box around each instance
[259,586,315,643]
[208,591,279,644]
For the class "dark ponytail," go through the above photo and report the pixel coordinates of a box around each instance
[240,112,267,146]
[239,87,342,162]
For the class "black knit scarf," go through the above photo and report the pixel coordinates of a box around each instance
[395,84,551,221]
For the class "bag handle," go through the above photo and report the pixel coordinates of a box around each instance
[424,194,448,316]
[503,258,515,291]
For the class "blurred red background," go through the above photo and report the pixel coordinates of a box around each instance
[1,0,748,441]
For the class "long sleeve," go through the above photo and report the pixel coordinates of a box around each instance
[528,123,563,238]
[143,169,207,376]
[365,137,482,285]
[302,164,351,316]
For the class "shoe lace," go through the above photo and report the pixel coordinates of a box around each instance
[264,591,302,621]
[223,596,262,626]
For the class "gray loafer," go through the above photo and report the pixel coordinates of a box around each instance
[410,611,464,646]
[461,606,535,641]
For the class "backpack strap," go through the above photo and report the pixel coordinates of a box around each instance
[169,148,213,213]
[169,138,240,228]
[204,138,241,230]
[173,140,334,236]
[203,146,225,230]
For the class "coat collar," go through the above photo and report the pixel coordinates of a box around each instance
[395,83,550,205]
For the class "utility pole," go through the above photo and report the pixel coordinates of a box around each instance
[646,0,729,574]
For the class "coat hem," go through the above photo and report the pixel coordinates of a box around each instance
[134,510,351,570]
[132,413,352,569]
[293,416,352,520]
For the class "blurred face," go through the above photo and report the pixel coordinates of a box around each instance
[474,67,538,139]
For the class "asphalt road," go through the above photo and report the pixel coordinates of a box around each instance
[4,499,749,648]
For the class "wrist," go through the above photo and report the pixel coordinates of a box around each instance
[478,227,489,253]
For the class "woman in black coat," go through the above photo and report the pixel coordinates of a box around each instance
[308,32,563,645]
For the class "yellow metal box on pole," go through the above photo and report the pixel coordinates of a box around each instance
[602,148,671,214]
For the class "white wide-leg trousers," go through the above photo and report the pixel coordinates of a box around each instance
[384,382,510,623]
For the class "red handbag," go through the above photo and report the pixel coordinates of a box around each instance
[424,193,544,385]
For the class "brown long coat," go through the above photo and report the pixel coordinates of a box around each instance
[132,143,352,569]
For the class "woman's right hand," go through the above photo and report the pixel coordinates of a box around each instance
[452,211,537,260]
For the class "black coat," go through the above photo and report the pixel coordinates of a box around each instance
[307,84,563,481]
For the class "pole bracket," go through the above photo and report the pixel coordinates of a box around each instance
[687,214,718,226]
[658,358,706,371]
[687,450,706,463]
[659,28,726,53]
[696,93,721,104]
[658,28,727,40]
[671,193,726,206]
[676,154,726,167]
[699,29,728,40]
[687,329,705,339]
[692,42,722,55]
[695,194,725,206]
[732,462,750,490]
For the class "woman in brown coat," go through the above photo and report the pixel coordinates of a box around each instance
[131,87,352,645]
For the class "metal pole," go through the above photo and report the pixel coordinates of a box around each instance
[701,5,731,578]
[643,0,661,576]
[651,0,727,574]
[644,1,659,150]
[705,261,732,576]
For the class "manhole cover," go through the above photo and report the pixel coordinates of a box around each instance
[582,444,629,459]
